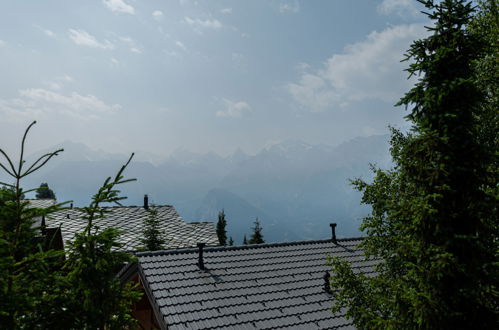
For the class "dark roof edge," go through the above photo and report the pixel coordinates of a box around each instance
[136,263,168,330]
[135,236,365,257]
[117,261,138,282]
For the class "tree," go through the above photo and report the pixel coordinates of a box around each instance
[329,1,498,328]
[35,182,56,199]
[248,218,265,244]
[139,207,167,251]
[242,235,247,245]
[228,236,234,246]
[0,121,141,328]
[216,209,228,245]
[0,121,67,328]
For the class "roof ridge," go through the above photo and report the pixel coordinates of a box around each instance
[67,204,174,209]
[136,236,365,257]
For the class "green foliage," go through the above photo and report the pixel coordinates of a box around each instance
[216,209,228,245]
[139,207,166,251]
[0,121,141,329]
[64,153,141,329]
[329,1,499,328]
[242,234,247,245]
[228,236,234,246]
[35,182,56,199]
[248,218,265,244]
[0,121,67,328]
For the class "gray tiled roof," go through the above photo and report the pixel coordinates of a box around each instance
[131,237,376,329]
[24,199,56,208]
[47,205,219,251]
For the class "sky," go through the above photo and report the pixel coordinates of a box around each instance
[0,0,429,158]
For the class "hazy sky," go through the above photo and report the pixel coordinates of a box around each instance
[0,0,428,157]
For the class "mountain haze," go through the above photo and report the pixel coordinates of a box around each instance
[4,135,391,242]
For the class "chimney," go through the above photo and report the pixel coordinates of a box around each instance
[197,243,206,270]
[144,194,149,209]
[330,223,337,244]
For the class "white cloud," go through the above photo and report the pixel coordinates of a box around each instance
[175,41,187,51]
[68,29,114,50]
[287,24,427,112]
[220,8,232,15]
[119,36,143,54]
[216,98,251,118]
[279,0,300,13]
[103,0,135,15]
[0,88,120,121]
[377,0,419,18]
[44,29,56,38]
[152,10,164,21]
[185,17,223,33]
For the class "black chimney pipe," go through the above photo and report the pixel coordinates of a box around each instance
[144,194,149,209]
[197,243,206,270]
[330,223,337,244]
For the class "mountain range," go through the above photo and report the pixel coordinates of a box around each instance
[2,135,392,243]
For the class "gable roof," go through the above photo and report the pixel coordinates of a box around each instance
[47,205,219,251]
[123,237,376,329]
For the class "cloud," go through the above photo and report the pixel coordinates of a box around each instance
[185,17,223,33]
[0,40,5,47]
[119,36,143,54]
[0,88,120,121]
[68,29,114,49]
[216,98,251,118]
[220,8,232,15]
[175,41,187,51]
[279,0,300,13]
[103,0,135,14]
[152,10,164,21]
[287,24,427,112]
[377,0,419,18]
[44,29,56,38]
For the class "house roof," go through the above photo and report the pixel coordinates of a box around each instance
[125,237,377,329]
[47,205,219,251]
[24,198,56,209]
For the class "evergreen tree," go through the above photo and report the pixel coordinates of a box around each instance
[35,182,56,199]
[216,209,228,245]
[0,122,141,328]
[248,218,265,244]
[242,235,247,245]
[139,207,166,251]
[64,153,141,329]
[329,1,498,328]
[228,236,234,246]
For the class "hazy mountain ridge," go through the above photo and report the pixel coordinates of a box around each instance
[6,134,391,243]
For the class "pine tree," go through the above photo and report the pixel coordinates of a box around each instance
[248,218,264,244]
[35,182,56,199]
[242,235,247,245]
[0,122,141,328]
[140,207,166,251]
[64,153,141,329]
[329,1,498,328]
[228,236,234,246]
[216,209,228,245]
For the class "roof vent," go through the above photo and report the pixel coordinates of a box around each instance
[324,271,332,294]
[144,194,149,209]
[197,243,206,270]
[330,223,337,244]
